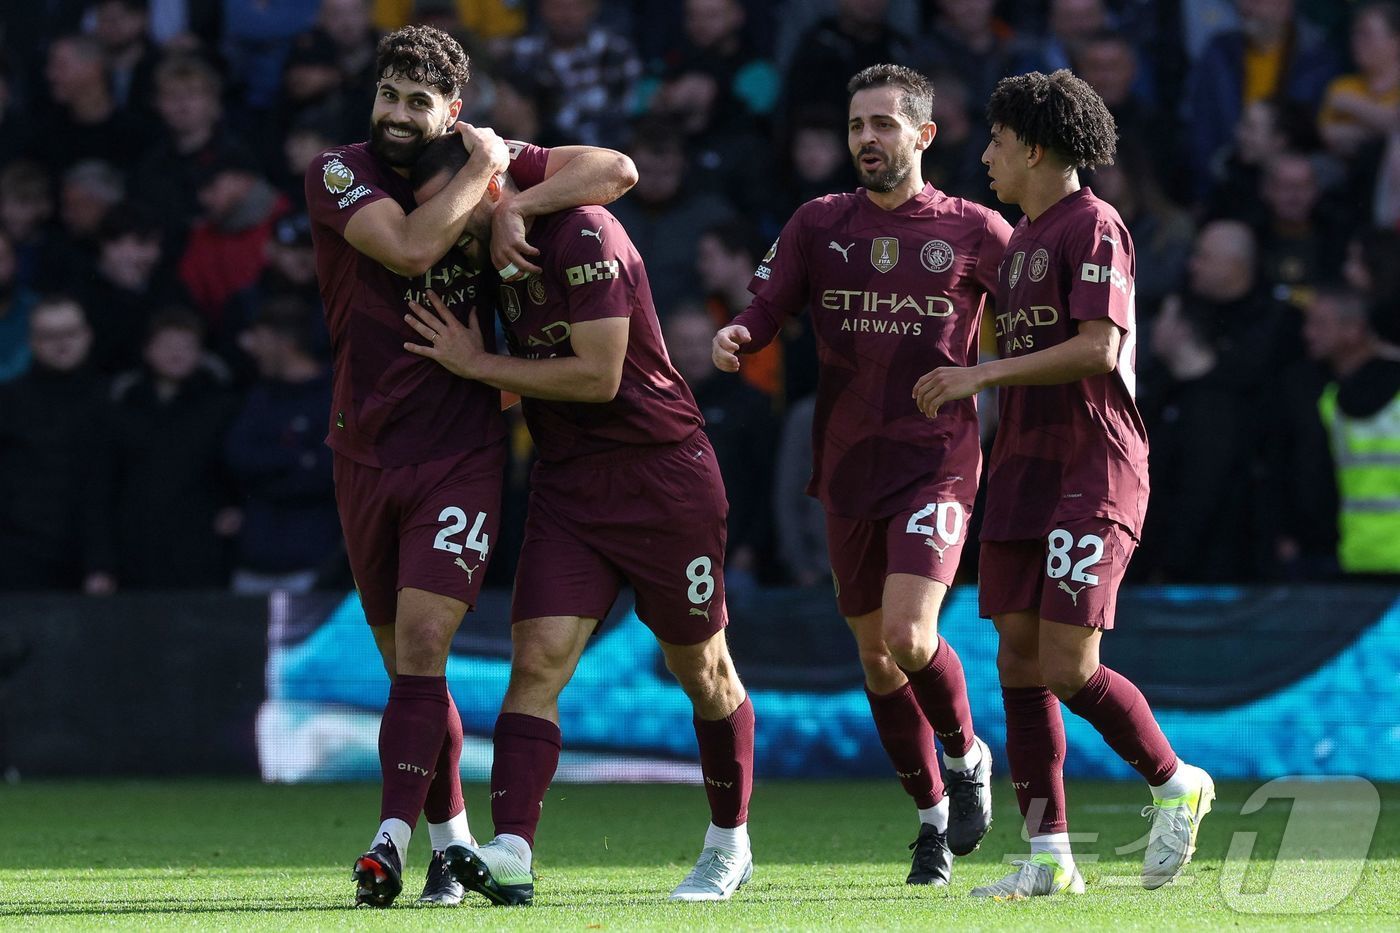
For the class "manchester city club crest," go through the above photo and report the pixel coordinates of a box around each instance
[871,236,899,273]
[322,158,353,195]
[1008,250,1026,287]
[501,285,522,322]
[1029,248,1050,282]
[920,239,955,273]
[527,276,546,305]
[762,238,778,263]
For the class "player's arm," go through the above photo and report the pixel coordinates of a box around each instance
[491,145,639,280]
[404,289,626,402]
[713,217,810,371]
[913,319,1120,417]
[343,124,509,277]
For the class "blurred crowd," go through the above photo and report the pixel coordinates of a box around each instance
[1,0,1398,596]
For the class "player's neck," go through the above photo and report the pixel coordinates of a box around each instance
[1020,172,1081,223]
[863,174,926,212]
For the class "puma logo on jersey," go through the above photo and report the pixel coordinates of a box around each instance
[828,240,853,261]
[1058,580,1086,605]
[454,557,480,582]
[689,605,711,621]
[581,225,604,243]
[924,538,950,562]
[1101,234,1120,248]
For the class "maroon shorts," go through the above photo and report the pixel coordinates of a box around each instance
[826,500,972,618]
[511,431,729,646]
[978,518,1137,629]
[334,441,506,627]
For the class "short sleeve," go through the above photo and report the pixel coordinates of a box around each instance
[974,210,1014,296]
[555,212,635,324]
[304,148,392,237]
[1067,214,1134,331]
[505,140,550,191]
[732,205,811,350]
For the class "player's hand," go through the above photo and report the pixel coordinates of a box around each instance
[913,365,985,418]
[490,198,542,280]
[404,289,487,379]
[456,122,510,174]
[712,324,751,372]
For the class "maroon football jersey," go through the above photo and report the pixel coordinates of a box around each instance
[736,184,1011,519]
[980,187,1150,540]
[495,205,702,462]
[306,139,548,467]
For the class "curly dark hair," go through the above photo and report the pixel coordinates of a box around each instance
[986,69,1117,169]
[847,64,934,125]
[375,25,471,100]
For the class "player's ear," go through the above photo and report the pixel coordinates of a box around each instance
[916,121,937,151]
[1026,143,1046,169]
[445,96,463,127]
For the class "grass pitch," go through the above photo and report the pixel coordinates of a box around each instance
[0,779,1395,929]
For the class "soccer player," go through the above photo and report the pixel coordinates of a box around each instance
[913,69,1215,897]
[712,64,1008,885]
[402,138,756,906]
[305,25,637,908]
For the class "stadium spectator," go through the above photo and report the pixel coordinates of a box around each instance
[224,211,324,370]
[1137,295,1256,582]
[0,58,31,172]
[1185,0,1340,196]
[1318,1,1400,159]
[0,161,56,291]
[608,117,735,315]
[42,159,126,288]
[665,303,777,593]
[220,0,320,121]
[92,0,159,123]
[1204,97,1323,219]
[694,219,781,397]
[407,141,756,905]
[916,0,1017,115]
[501,0,641,147]
[33,34,141,174]
[370,0,527,52]
[920,70,1003,208]
[781,0,917,117]
[771,393,828,585]
[915,69,1213,899]
[178,149,292,340]
[0,295,109,592]
[1344,225,1400,344]
[1300,286,1400,576]
[1251,151,1349,296]
[767,104,857,226]
[0,232,38,382]
[79,205,191,375]
[132,54,256,247]
[90,308,238,591]
[1013,0,1112,76]
[718,64,1004,884]
[224,295,338,594]
[1182,218,1300,389]
[276,0,381,145]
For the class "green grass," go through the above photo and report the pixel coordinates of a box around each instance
[0,779,1396,929]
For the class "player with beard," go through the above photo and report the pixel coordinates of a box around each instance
[913,69,1214,898]
[399,138,756,906]
[712,64,1011,886]
[305,24,637,909]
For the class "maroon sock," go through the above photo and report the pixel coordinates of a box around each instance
[865,683,943,807]
[490,713,562,848]
[694,696,755,828]
[1064,665,1178,785]
[379,674,451,827]
[901,636,975,756]
[423,692,465,826]
[1002,686,1067,836]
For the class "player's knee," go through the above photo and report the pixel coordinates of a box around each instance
[996,644,1041,687]
[666,648,730,698]
[1041,658,1092,701]
[856,646,904,690]
[881,617,935,669]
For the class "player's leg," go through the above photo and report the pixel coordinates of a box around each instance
[971,539,1081,899]
[879,570,990,858]
[448,614,596,907]
[830,511,948,862]
[658,629,755,901]
[880,500,990,856]
[1037,520,1212,888]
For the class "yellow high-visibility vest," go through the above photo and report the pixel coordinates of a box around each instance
[1319,384,1400,573]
